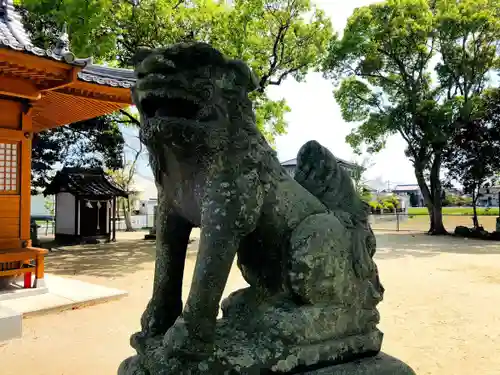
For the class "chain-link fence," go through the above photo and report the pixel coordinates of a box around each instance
[369,213,499,233]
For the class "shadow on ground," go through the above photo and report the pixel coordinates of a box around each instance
[43,230,499,278]
[44,237,201,278]
[375,231,500,260]
[44,239,157,278]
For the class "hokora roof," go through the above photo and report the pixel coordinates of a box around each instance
[44,168,128,199]
[0,0,135,131]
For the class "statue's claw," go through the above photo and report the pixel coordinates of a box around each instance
[163,317,213,360]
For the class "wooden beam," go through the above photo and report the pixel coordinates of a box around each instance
[42,67,81,92]
[19,111,32,243]
[0,128,27,142]
[0,76,41,100]
[61,82,133,104]
[0,49,71,77]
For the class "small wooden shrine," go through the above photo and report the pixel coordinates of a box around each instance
[44,168,128,243]
[0,0,134,290]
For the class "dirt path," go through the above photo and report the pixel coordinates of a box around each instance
[1,232,500,375]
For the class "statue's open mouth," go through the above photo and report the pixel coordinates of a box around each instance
[141,96,201,120]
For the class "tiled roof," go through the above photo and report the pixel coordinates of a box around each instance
[44,167,128,198]
[78,65,135,88]
[0,0,135,87]
[0,0,88,66]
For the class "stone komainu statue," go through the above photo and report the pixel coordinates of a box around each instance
[119,42,385,375]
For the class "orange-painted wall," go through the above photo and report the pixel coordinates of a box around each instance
[0,99,30,250]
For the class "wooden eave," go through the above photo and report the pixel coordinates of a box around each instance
[0,48,133,132]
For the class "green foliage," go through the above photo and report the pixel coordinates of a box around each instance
[383,202,395,212]
[31,115,125,194]
[322,0,500,233]
[381,195,400,208]
[368,200,382,212]
[409,206,495,216]
[359,188,373,203]
[368,194,401,213]
[444,88,500,227]
[350,156,374,198]
[20,0,333,141]
[43,196,55,216]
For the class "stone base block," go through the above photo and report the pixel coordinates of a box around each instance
[118,352,416,375]
[300,352,416,374]
[119,292,388,375]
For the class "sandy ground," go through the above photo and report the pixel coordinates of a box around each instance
[1,231,500,375]
[370,214,500,233]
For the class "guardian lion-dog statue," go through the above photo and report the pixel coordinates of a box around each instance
[119,42,385,375]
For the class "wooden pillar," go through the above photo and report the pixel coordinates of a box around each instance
[112,196,117,242]
[33,247,48,288]
[20,106,32,248]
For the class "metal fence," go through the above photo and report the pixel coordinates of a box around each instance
[369,213,499,232]
[34,213,497,237]
[33,214,157,237]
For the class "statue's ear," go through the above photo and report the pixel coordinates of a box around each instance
[131,47,153,68]
[226,59,260,93]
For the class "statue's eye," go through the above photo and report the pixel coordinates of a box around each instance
[200,86,214,100]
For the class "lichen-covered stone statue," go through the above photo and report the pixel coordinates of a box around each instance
[119,42,415,375]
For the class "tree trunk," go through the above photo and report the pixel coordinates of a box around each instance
[472,189,479,229]
[116,198,121,220]
[414,156,447,235]
[122,198,134,232]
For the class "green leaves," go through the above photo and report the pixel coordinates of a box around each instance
[335,77,382,122]
[323,0,499,159]
[21,0,119,60]
[444,88,500,226]
[435,0,500,100]
[323,0,499,230]
[20,0,333,141]
[253,93,290,145]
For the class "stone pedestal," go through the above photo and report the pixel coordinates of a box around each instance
[300,353,416,375]
[119,352,415,375]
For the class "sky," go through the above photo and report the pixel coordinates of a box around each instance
[130,0,417,200]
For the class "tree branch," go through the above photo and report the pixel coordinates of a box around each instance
[119,109,141,126]
[173,0,185,10]
[268,63,309,86]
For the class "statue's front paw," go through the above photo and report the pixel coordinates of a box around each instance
[221,287,255,317]
[163,317,213,359]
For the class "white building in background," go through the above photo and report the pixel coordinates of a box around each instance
[392,184,424,207]
[478,186,500,207]
[138,198,158,216]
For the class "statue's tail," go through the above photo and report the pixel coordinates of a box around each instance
[294,141,383,298]
[294,140,367,220]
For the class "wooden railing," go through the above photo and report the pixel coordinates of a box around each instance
[0,247,48,288]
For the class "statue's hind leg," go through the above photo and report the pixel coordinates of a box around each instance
[288,212,355,305]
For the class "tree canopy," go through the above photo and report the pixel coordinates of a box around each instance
[445,88,500,228]
[322,0,500,234]
[21,0,333,143]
